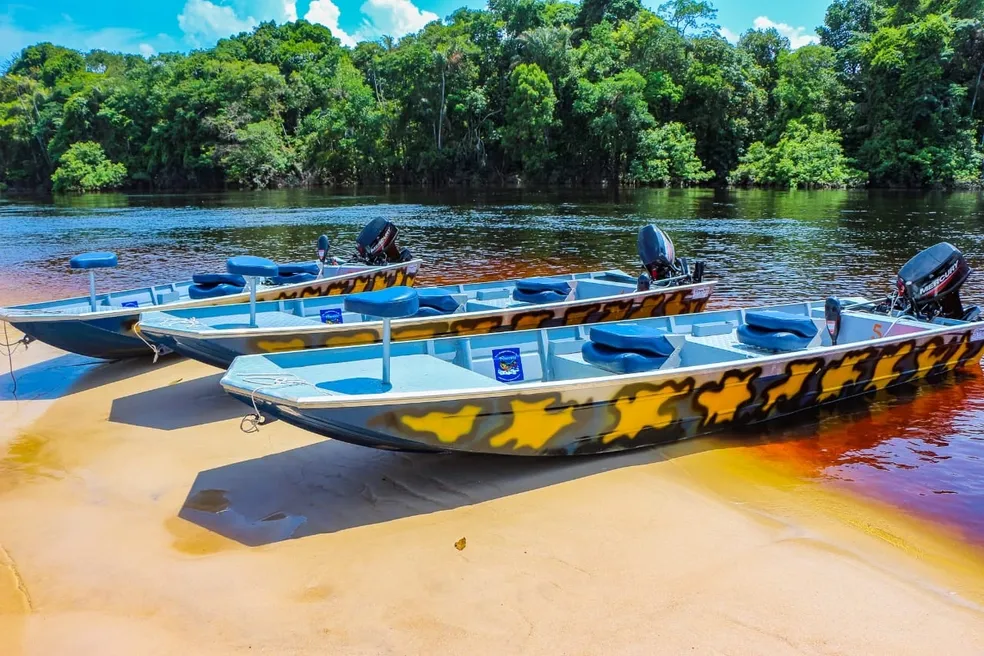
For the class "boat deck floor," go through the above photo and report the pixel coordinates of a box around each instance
[307,354,507,395]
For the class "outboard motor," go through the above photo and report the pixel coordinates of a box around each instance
[636,224,706,288]
[887,242,979,321]
[354,218,413,265]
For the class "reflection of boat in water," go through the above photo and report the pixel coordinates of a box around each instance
[729,368,980,466]
[741,369,984,546]
[137,225,714,369]
[0,219,420,360]
[220,242,984,456]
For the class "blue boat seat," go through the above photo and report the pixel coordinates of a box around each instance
[188,283,245,300]
[590,323,676,357]
[515,278,571,295]
[70,252,118,269]
[513,289,568,304]
[270,272,317,285]
[581,324,675,374]
[414,306,446,318]
[344,286,419,318]
[737,310,818,352]
[417,289,460,314]
[227,255,278,278]
[744,310,817,338]
[512,277,571,305]
[277,262,320,276]
[192,273,246,287]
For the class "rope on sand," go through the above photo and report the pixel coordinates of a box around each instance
[1,321,33,398]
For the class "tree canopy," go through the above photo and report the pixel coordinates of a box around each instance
[2,0,984,191]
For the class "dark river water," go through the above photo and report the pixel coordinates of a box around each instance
[2,187,984,543]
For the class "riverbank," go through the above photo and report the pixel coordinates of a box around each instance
[3,338,984,654]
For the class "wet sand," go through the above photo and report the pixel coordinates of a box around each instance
[3,339,984,654]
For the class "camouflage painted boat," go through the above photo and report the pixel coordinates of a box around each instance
[137,224,713,368]
[0,219,419,360]
[137,271,715,369]
[220,243,984,456]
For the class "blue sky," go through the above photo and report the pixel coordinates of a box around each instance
[0,0,830,64]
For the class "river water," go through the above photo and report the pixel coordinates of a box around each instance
[2,187,984,543]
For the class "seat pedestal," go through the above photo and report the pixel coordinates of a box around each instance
[344,286,420,386]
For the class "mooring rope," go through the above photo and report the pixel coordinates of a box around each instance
[132,326,164,364]
[236,373,316,434]
[134,316,206,363]
[1,321,34,397]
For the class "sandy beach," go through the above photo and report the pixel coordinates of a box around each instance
[2,333,984,655]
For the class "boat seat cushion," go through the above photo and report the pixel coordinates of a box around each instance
[70,252,118,270]
[581,342,667,374]
[277,262,320,276]
[512,289,568,305]
[227,255,278,278]
[344,286,419,318]
[270,272,317,286]
[417,289,460,313]
[188,282,245,300]
[414,306,446,318]
[515,278,571,295]
[589,323,675,358]
[737,324,813,352]
[192,273,246,287]
[744,310,817,338]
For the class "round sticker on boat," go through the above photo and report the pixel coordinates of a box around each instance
[972,326,984,342]
[691,286,710,299]
[492,348,524,383]
[408,263,419,275]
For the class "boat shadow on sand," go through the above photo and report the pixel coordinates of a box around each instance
[177,373,976,548]
[178,441,676,547]
[1,352,180,402]
[109,372,255,430]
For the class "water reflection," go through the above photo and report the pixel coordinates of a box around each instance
[734,371,984,545]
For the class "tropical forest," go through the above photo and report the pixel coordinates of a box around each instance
[1,0,984,191]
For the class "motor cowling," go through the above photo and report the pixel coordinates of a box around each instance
[638,225,677,281]
[895,242,976,321]
[636,224,705,286]
[355,218,413,265]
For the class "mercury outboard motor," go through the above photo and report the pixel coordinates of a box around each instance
[883,242,978,321]
[636,224,705,289]
[354,218,413,265]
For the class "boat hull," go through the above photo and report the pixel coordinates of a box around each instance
[144,282,715,369]
[5,261,419,359]
[229,324,984,456]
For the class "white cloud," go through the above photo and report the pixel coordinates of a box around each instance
[305,0,356,47]
[355,0,438,40]
[752,16,819,49]
[238,0,297,22]
[139,43,156,57]
[282,1,298,22]
[178,0,257,46]
[719,26,739,44]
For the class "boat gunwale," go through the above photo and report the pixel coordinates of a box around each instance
[0,259,422,323]
[137,278,719,340]
[221,298,984,410]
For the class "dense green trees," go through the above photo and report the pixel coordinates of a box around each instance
[50,141,127,191]
[2,0,984,191]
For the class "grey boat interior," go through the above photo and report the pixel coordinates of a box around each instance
[222,297,962,402]
[0,263,374,317]
[142,269,677,334]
